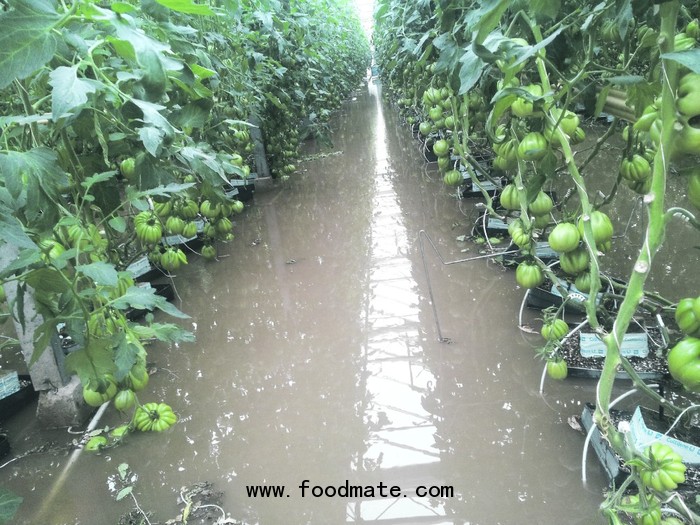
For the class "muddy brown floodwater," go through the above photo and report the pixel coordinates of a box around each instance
[4,80,642,525]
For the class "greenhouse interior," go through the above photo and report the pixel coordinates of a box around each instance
[0,0,699,523]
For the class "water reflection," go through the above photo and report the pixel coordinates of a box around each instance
[349,81,446,522]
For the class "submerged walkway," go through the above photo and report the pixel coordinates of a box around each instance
[6,81,607,525]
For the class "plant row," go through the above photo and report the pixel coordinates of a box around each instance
[374,0,700,523]
[0,0,369,450]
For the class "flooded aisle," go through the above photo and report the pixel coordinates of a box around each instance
[6,81,610,524]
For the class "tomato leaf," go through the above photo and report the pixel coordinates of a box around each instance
[661,49,700,74]
[529,0,560,20]
[172,100,213,129]
[111,285,188,318]
[113,334,139,382]
[0,246,41,278]
[81,171,118,192]
[511,27,564,67]
[467,0,510,45]
[0,487,23,524]
[110,2,136,14]
[116,486,133,502]
[117,463,129,480]
[614,0,633,41]
[626,81,658,118]
[458,50,485,95]
[65,341,115,384]
[190,63,217,79]
[77,262,119,287]
[48,66,101,120]
[108,216,127,234]
[25,268,70,294]
[29,318,58,367]
[0,148,69,229]
[0,0,61,90]
[130,322,196,343]
[0,215,38,252]
[139,126,166,156]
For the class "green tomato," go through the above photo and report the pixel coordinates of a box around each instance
[548,223,580,253]
[511,97,534,118]
[517,132,549,162]
[499,184,520,211]
[178,198,200,220]
[528,191,553,217]
[620,155,652,182]
[437,155,451,171]
[134,402,177,432]
[128,365,149,392]
[638,442,686,491]
[675,297,700,336]
[508,219,531,249]
[201,244,217,260]
[182,221,198,239]
[443,169,462,186]
[432,139,450,158]
[628,176,652,195]
[676,119,700,156]
[215,217,233,235]
[120,157,136,182]
[574,272,592,293]
[559,246,589,275]
[549,107,580,136]
[165,215,185,236]
[85,436,108,452]
[687,19,700,39]
[620,494,662,525]
[578,211,614,244]
[667,336,700,391]
[515,261,544,289]
[570,127,586,144]
[546,359,568,380]
[199,200,221,220]
[83,386,107,408]
[419,121,432,136]
[110,425,130,438]
[541,319,569,341]
[231,200,245,214]
[429,105,443,122]
[114,389,136,411]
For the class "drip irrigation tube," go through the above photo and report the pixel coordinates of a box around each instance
[33,401,111,522]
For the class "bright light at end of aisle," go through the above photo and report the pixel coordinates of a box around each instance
[352,0,375,40]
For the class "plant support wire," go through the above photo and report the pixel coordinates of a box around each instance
[418,229,519,343]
